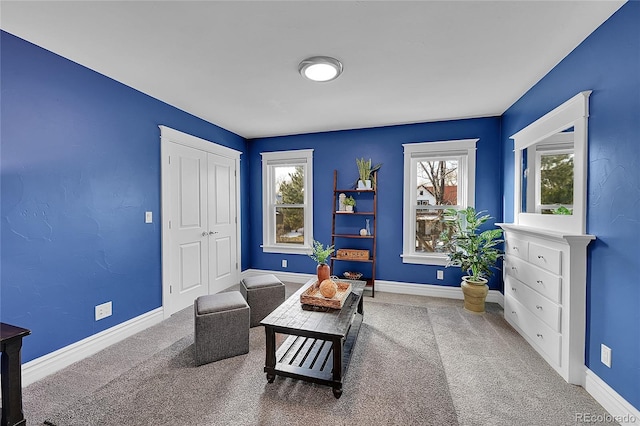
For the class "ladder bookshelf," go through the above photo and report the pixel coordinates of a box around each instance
[330,170,377,297]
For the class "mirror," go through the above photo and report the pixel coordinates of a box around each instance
[511,91,591,234]
[521,127,574,215]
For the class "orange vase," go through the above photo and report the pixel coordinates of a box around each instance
[317,263,330,285]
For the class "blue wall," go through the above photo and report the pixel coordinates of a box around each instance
[0,32,247,362]
[501,2,639,409]
[247,118,503,289]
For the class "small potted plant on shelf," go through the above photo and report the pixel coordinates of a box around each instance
[309,240,335,284]
[440,207,503,313]
[356,158,382,190]
[343,196,356,212]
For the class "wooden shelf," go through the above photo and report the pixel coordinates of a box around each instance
[334,211,374,215]
[331,170,377,297]
[273,312,363,384]
[331,257,373,263]
[332,234,374,239]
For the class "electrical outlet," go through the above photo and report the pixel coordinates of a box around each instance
[437,270,444,280]
[282,259,287,268]
[601,344,611,368]
[95,301,113,321]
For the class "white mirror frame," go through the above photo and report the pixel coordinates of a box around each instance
[511,91,591,234]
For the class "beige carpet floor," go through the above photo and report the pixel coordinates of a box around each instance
[22,283,614,425]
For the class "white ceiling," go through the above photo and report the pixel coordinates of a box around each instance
[0,1,625,139]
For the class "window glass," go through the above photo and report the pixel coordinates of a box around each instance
[274,166,305,244]
[415,159,459,253]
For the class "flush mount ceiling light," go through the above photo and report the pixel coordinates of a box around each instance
[298,56,343,82]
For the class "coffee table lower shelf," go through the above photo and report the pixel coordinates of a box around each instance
[264,312,363,398]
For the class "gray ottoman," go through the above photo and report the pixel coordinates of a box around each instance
[240,274,286,327]
[194,291,249,366]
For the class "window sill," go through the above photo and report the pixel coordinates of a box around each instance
[401,253,449,266]
[262,244,312,255]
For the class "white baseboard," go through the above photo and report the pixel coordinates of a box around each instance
[376,279,504,307]
[241,269,504,307]
[584,370,640,425]
[20,307,164,387]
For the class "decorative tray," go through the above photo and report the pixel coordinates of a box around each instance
[300,281,352,310]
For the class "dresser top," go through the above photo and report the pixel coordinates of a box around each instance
[497,223,595,245]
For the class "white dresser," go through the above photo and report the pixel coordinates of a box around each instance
[498,223,595,385]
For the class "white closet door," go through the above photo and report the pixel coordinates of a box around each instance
[168,143,210,313]
[207,153,237,294]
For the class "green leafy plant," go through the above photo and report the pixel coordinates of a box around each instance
[440,207,504,282]
[356,158,382,182]
[309,240,335,264]
[343,196,356,206]
[552,205,573,215]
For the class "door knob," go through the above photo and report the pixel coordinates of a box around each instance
[209,231,218,235]
[202,232,208,237]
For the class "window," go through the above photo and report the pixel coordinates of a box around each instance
[261,149,313,254]
[402,139,477,265]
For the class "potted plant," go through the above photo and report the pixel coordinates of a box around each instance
[309,240,335,284]
[343,196,356,212]
[441,207,503,313]
[356,158,382,189]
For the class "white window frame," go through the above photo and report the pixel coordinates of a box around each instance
[261,149,313,254]
[401,139,478,266]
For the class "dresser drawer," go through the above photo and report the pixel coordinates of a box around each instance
[504,256,562,303]
[505,295,561,366]
[505,275,561,332]
[528,242,562,275]
[505,237,529,261]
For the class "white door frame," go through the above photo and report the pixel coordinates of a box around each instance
[159,126,242,319]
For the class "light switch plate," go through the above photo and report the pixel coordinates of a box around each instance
[601,344,612,368]
[145,211,153,223]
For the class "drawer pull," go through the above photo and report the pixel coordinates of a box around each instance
[536,305,543,310]
[536,280,544,285]
[511,266,517,270]
[513,246,519,250]
[511,311,517,315]
[537,255,544,259]
[536,333,543,338]
[511,287,516,291]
